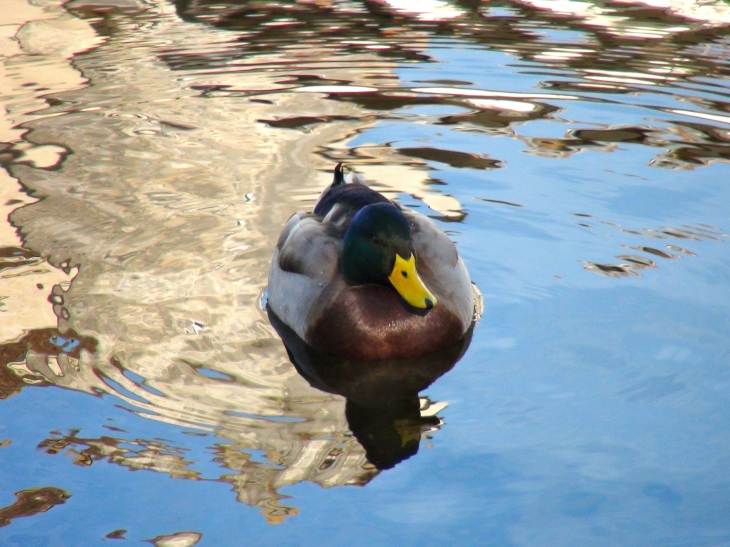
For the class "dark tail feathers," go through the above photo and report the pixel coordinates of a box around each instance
[333,162,345,185]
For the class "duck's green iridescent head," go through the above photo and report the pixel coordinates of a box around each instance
[341,203,437,309]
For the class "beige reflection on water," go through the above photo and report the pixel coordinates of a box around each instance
[0,0,96,341]
[0,0,466,523]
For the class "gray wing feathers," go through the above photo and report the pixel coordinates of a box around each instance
[268,215,339,340]
[269,206,474,341]
[277,216,338,278]
[407,211,475,327]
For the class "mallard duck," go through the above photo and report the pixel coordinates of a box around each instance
[267,306,473,468]
[267,163,475,360]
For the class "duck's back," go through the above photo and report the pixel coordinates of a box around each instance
[313,182,390,219]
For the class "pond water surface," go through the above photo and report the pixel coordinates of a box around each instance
[1,0,730,545]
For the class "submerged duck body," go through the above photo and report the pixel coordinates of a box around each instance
[267,164,475,361]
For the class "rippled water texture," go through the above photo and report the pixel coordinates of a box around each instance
[1,0,730,544]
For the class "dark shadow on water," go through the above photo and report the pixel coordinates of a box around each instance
[267,307,472,470]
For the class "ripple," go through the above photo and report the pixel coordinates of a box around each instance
[398,147,502,170]
[295,85,379,94]
[582,220,726,278]
[411,86,578,101]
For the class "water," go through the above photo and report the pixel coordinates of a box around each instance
[1,0,729,544]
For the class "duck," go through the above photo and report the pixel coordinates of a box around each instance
[267,163,475,361]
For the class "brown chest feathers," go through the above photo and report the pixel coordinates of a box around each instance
[305,285,466,360]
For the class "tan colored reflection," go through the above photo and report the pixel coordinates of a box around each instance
[39,430,201,478]
[1,0,466,523]
[0,0,101,143]
[147,531,202,547]
[0,172,75,342]
[0,327,97,400]
[170,0,730,171]
[34,426,375,524]
[512,0,698,40]
[0,0,88,342]
[616,0,730,26]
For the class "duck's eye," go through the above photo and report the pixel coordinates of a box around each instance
[401,271,408,278]
[371,237,382,246]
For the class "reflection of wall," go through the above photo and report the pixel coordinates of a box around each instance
[0,171,73,342]
[0,0,96,342]
[1,0,460,521]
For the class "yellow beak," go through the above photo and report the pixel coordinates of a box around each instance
[388,253,437,309]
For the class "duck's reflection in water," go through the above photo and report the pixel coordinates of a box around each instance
[267,308,472,470]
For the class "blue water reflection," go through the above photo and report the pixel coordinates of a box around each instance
[1,0,730,544]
